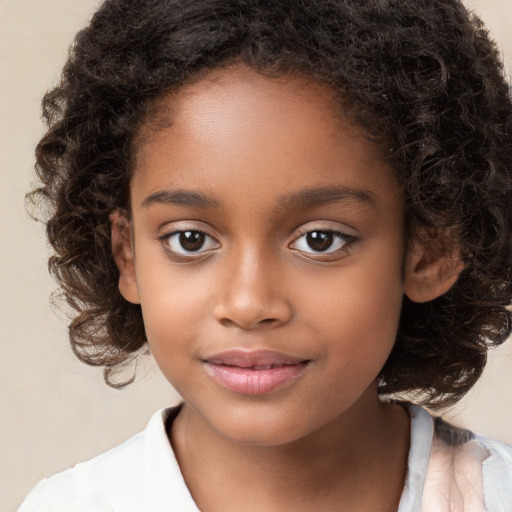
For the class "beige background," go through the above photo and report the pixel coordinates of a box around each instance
[1,1,511,510]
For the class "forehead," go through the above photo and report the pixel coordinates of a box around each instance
[131,65,401,214]
[137,66,344,148]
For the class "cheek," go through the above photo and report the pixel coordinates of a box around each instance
[299,249,404,371]
[134,257,212,374]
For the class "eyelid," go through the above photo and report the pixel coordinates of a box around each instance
[291,231,356,252]
[157,220,359,262]
[288,222,359,259]
[158,223,220,261]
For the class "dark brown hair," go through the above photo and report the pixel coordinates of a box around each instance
[30,0,512,407]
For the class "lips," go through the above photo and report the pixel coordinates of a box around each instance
[203,349,309,395]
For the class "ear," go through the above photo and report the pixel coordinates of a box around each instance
[110,209,140,304]
[404,239,465,303]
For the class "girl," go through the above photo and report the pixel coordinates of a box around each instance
[19,0,512,510]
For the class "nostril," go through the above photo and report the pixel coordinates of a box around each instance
[217,316,280,329]
[213,291,293,330]
[259,318,279,325]
[216,311,292,330]
[217,317,237,328]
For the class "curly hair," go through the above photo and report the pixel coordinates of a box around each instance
[30,0,512,407]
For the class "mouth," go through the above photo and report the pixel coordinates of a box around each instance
[203,349,310,395]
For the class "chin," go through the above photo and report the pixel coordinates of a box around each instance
[220,424,306,447]
[205,403,322,447]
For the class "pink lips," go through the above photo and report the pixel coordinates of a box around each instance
[204,350,309,395]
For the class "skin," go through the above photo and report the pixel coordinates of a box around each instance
[112,65,461,511]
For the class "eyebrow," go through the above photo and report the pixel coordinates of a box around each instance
[142,190,221,209]
[141,185,375,210]
[277,185,375,210]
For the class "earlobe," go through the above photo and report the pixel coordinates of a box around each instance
[110,210,141,304]
[404,239,465,303]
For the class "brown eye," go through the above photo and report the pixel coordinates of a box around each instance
[161,229,219,257]
[306,231,334,252]
[290,228,357,257]
[179,231,205,252]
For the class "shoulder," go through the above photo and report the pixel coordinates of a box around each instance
[475,431,512,466]
[399,404,512,512]
[18,428,147,512]
[426,412,512,512]
[434,416,512,496]
[474,432,512,509]
[18,406,198,512]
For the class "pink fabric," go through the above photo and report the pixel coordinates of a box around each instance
[422,432,490,512]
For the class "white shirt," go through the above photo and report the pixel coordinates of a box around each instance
[19,404,512,511]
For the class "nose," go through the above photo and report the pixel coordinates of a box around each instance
[213,249,293,330]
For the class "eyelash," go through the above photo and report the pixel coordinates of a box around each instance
[158,227,359,262]
[289,229,359,260]
[159,228,220,261]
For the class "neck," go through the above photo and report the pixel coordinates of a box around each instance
[170,391,410,512]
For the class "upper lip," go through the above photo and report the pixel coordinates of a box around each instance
[204,349,309,367]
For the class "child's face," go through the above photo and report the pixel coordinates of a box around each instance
[118,65,408,445]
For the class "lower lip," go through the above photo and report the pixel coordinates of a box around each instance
[205,362,308,395]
